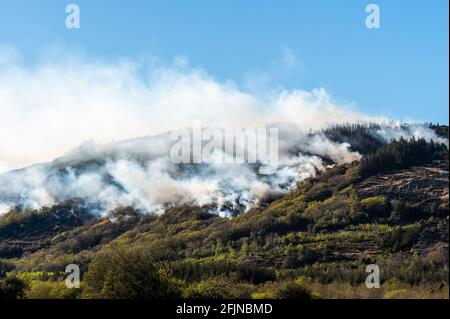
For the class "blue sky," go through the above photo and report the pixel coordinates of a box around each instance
[0,0,448,123]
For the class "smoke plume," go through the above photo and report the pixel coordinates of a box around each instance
[0,48,447,216]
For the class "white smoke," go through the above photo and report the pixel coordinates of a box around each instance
[0,127,358,216]
[375,123,449,146]
[0,49,377,173]
[0,48,447,216]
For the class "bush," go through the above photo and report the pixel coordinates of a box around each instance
[304,184,333,202]
[26,280,81,299]
[182,275,252,299]
[304,196,367,232]
[82,248,182,299]
[0,276,27,299]
[274,281,313,299]
[360,197,390,218]
[381,225,420,252]
[0,259,13,278]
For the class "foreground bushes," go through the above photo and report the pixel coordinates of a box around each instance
[0,276,27,299]
[82,248,182,299]
[172,258,276,284]
[0,135,447,299]
[183,275,253,299]
[26,280,80,299]
[252,278,315,299]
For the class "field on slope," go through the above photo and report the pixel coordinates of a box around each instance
[0,129,448,299]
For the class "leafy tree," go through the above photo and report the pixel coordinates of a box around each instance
[82,248,181,299]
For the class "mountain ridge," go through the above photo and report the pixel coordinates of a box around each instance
[0,123,448,299]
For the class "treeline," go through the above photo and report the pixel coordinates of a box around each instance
[0,124,448,299]
[172,259,276,284]
[323,123,449,156]
[428,123,449,139]
[359,137,448,178]
[0,249,313,299]
[322,123,384,155]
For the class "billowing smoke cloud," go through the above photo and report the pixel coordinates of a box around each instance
[0,48,447,216]
[0,47,378,172]
[0,127,357,216]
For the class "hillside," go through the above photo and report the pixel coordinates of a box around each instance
[0,125,448,299]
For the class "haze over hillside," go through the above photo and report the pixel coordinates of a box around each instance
[0,123,447,217]
[0,124,448,299]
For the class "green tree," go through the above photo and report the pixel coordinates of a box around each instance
[82,248,181,299]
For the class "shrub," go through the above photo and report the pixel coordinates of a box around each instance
[381,225,420,252]
[0,276,27,299]
[0,259,13,278]
[304,184,333,202]
[26,280,81,299]
[183,275,252,299]
[383,289,408,299]
[360,197,390,218]
[274,281,313,299]
[82,248,182,299]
